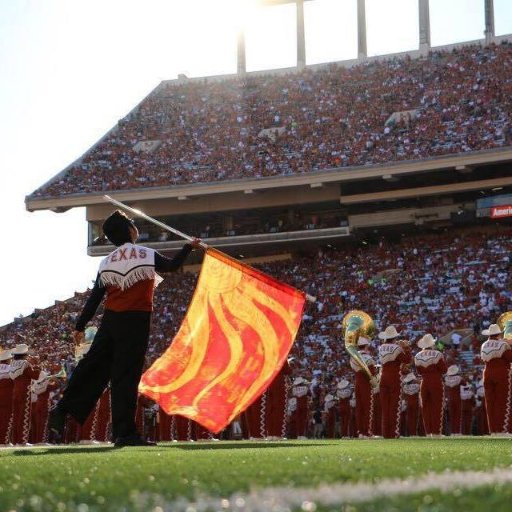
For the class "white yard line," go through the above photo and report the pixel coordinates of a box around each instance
[160,467,512,512]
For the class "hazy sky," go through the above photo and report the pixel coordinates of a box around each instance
[0,0,511,328]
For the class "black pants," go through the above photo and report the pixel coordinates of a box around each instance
[59,310,151,440]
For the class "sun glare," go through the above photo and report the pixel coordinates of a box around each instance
[219,0,260,31]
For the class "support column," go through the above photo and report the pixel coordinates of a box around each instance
[296,0,306,69]
[237,30,246,75]
[357,0,367,59]
[484,0,495,45]
[418,0,431,55]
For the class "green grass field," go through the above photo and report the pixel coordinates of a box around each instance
[1,438,512,511]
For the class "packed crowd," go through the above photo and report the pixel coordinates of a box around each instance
[32,43,512,198]
[90,207,346,246]
[0,224,511,443]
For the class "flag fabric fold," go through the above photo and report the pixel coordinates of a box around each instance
[139,248,306,433]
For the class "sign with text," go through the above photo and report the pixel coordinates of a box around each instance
[491,205,512,218]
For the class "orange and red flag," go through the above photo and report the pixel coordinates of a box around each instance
[139,248,306,433]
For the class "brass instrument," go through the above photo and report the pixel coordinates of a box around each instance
[497,312,512,340]
[342,310,379,388]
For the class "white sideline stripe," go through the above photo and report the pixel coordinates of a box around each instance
[164,467,512,511]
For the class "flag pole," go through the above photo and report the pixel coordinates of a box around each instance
[103,195,316,303]
[103,195,209,250]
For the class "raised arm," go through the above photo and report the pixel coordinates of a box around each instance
[154,245,193,273]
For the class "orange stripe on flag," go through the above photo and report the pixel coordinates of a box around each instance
[139,248,306,433]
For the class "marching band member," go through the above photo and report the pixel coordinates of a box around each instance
[0,350,13,444]
[444,365,463,435]
[75,344,100,443]
[371,383,382,437]
[230,414,244,440]
[350,336,377,437]
[378,326,412,438]
[245,360,291,440]
[264,361,292,440]
[414,334,447,437]
[460,383,475,435]
[336,379,352,438]
[474,379,489,435]
[31,371,59,444]
[49,210,199,447]
[480,324,512,435]
[349,393,357,437]
[402,372,420,437]
[289,377,311,439]
[175,415,194,441]
[80,387,111,443]
[157,404,173,442]
[194,420,216,441]
[135,394,147,441]
[96,387,112,442]
[10,344,40,445]
[323,393,337,438]
[244,393,265,440]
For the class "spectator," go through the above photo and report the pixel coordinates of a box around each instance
[29,43,512,199]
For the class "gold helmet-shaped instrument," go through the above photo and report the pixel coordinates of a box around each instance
[497,312,512,340]
[342,310,379,388]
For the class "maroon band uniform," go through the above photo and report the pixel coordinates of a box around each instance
[378,335,411,439]
[414,343,447,436]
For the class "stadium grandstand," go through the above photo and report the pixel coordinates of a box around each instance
[25,35,512,259]
[0,224,510,399]
[3,0,512,434]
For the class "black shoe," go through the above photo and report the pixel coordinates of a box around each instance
[114,435,157,448]
[48,407,66,444]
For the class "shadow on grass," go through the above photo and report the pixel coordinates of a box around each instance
[172,442,339,451]
[12,446,116,456]
[10,441,339,456]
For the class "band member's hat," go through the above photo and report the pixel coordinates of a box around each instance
[293,377,308,386]
[417,333,436,349]
[378,325,400,340]
[0,350,12,361]
[11,344,29,355]
[357,336,370,346]
[447,364,459,376]
[324,393,335,402]
[102,210,136,246]
[403,372,416,383]
[337,379,350,389]
[482,324,502,336]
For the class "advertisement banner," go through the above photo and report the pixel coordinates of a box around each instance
[491,206,512,218]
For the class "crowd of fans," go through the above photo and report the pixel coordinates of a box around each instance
[90,207,346,246]
[1,224,510,406]
[32,42,512,198]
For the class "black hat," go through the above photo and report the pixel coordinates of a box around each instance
[102,210,136,246]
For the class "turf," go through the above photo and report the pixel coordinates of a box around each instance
[1,438,512,511]
[326,485,512,512]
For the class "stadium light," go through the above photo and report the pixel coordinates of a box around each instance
[235,0,314,72]
[259,0,312,5]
